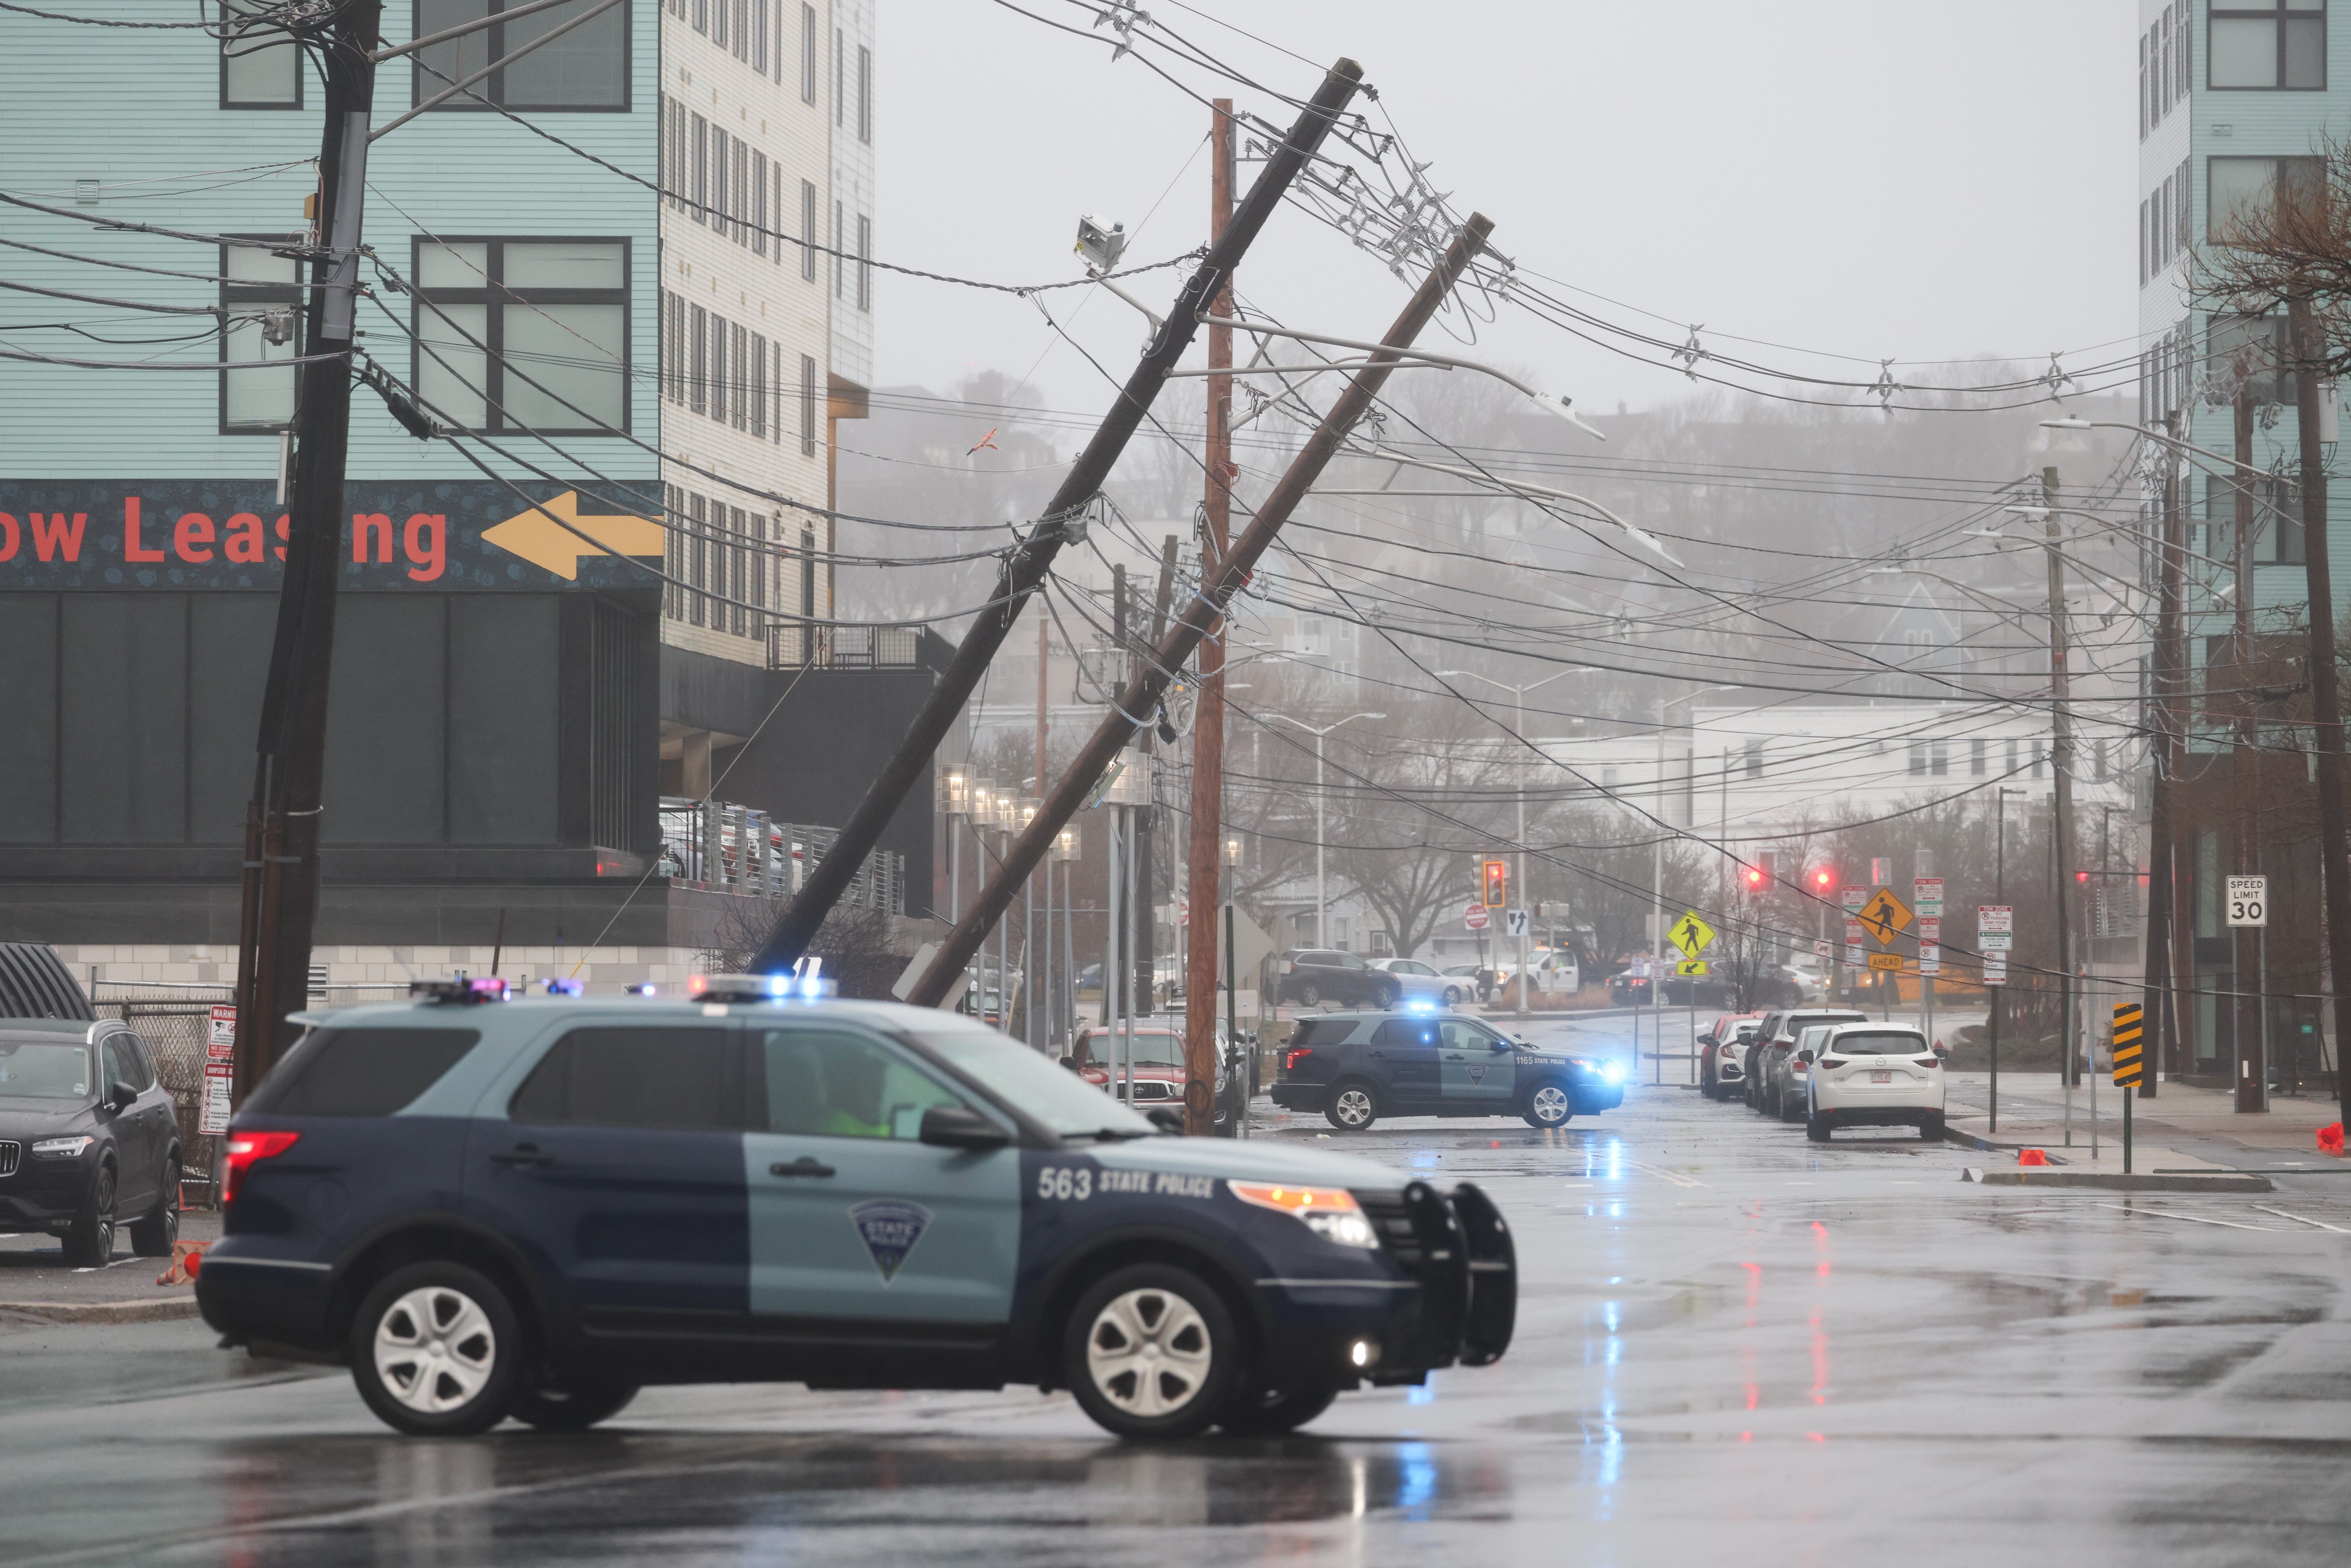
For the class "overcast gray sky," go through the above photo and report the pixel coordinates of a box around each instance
[870,1,2136,426]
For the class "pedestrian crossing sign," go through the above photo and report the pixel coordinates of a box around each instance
[1667,911,1716,958]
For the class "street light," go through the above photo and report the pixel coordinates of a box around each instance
[1262,712,1386,950]
[1436,667,1582,1017]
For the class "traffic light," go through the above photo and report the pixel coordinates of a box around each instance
[1482,857,1507,909]
[1812,866,1834,892]
[1743,864,1766,889]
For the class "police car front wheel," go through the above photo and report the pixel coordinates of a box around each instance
[1522,1081,1574,1129]
[508,1379,639,1431]
[1065,1264,1241,1441]
[1218,1377,1341,1435]
[350,1262,523,1437]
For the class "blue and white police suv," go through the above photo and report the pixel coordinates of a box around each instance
[198,976,1515,1439]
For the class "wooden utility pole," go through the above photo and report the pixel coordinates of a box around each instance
[752,61,1365,975]
[1186,100,1234,1134]
[2232,386,2263,1111]
[2288,294,2351,1126]
[231,0,383,1101]
[2140,417,2186,1098]
[2043,467,2078,1101]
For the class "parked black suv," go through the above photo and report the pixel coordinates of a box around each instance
[1271,1011,1625,1131]
[1275,950,1399,1010]
[0,1020,183,1264]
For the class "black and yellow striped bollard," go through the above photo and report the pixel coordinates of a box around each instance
[2112,1003,2144,1174]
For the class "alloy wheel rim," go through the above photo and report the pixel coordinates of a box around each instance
[1531,1086,1569,1123]
[1335,1088,1373,1126]
[1085,1287,1213,1418]
[374,1286,498,1414]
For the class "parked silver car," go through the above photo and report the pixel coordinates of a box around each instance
[1365,957,1467,1008]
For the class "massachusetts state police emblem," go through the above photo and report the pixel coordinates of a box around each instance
[1466,1064,1487,1084]
[848,1199,932,1284]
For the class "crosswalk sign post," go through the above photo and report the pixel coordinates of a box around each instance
[2112,1002,2144,1174]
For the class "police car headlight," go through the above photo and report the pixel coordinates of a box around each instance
[1601,1061,1625,1085]
[1228,1182,1379,1248]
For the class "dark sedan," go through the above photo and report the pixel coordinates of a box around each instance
[0,1021,181,1265]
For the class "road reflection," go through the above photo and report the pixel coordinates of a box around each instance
[195,1431,1513,1563]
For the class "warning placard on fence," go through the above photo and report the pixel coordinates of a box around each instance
[200,1062,232,1136]
[205,1004,236,1061]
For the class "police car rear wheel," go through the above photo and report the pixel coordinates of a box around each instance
[1324,1082,1379,1132]
[508,1379,639,1431]
[1066,1266,1239,1440]
[1217,1377,1341,1435]
[1522,1081,1573,1129]
[351,1262,522,1437]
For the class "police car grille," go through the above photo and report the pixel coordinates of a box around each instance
[0,1142,16,1177]
[1351,1190,1423,1271]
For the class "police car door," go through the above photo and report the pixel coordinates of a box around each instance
[743,1025,1019,1326]
[1438,1018,1516,1108]
[1364,1018,1442,1111]
[480,1024,751,1324]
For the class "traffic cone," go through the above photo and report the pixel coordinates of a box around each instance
[2017,1149,2049,1167]
[155,1239,207,1287]
[2320,1123,2345,1159]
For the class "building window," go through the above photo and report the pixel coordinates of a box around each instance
[856,214,871,310]
[801,2,817,102]
[2030,740,2046,780]
[750,0,764,69]
[1970,738,1987,777]
[412,0,630,111]
[1931,739,1949,777]
[2209,155,2324,243]
[858,42,871,142]
[412,238,630,434]
[731,321,749,430]
[748,332,767,438]
[221,0,300,108]
[1744,740,1763,779]
[834,26,844,125]
[833,199,843,296]
[691,112,708,224]
[800,352,817,456]
[801,178,818,281]
[220,235,304,432]
[751,150,768,257]
[712,133,730,236]
[1908,740,1927,777]
[2206,311,2291,403]
[688,492,707,626]
[708,312,728,425]
[2210,0,2326,90]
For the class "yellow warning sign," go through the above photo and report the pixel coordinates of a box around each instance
[1865,953,1903,972]
[2112,1002,2144,1088]
[1667,910,1716,958]
[1674,959,1709,977]
[1856,887,1914,948]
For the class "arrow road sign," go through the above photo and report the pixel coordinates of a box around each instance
[1667,910,1717,958]
[1505,909,1529,937]
[1856,886,1914,947]
[482,490,665,580]
[1675,959,1709,977]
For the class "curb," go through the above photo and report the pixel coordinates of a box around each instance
[0,1296,202,1325]
[1960,1168,2275,1193]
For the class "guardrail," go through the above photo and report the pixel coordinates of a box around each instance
[657,799,905,914]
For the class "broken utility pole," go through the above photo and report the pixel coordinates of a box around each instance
[749,59,1365,976]
[231,0,383,1101]
[909,214,1499,1010]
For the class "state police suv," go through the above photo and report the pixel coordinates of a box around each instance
[198,977,1514,1441]
[1271,1009,1625,1131]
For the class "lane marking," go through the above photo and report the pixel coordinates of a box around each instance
[2092,1204,2272,1231]
[2253,1205,2351,1233]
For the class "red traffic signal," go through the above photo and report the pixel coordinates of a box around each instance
[1743,866,1765,888]
[1813,868,1833,890]
[1481,858,1508,909]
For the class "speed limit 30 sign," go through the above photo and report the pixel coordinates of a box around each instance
[2227,875,2268,928]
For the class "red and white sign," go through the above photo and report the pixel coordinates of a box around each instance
[1844,919,1866,945]
[1918,917,1941,944]
[1919,943,1941,977]
[1463,902,1491,932]
[1981,954,2008,988]
[1841,887,1867,913]
[1978,905,2013,934]
[1913,878,1944,914]
[199,1062,233,1136]
[205,1004,236,1061]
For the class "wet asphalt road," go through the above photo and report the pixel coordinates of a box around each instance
[7,1012,2351,1566]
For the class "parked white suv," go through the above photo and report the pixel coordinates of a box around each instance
[1803,1023,1947,1142]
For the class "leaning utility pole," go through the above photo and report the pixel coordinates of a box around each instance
[230,0,383,1100]
[1181,98,1237,1133]
[2288,294,2351,1127]
[2139,417,2185,1099]
[750,60,1365,975]
[2042,465,2078,1110]
[909,215,1499,1009]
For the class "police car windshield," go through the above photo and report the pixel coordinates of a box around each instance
[902,1019,1161,1139]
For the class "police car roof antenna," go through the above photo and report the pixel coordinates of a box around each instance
[907,213,1499,1011]
[747,60,1368,979]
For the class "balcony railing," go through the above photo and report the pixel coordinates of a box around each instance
[657,798,905,914]
[767,622,924,672]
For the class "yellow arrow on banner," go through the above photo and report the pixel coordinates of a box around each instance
[483,491,665,580]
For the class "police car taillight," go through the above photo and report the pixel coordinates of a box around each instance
[1283,1047,1314,1073]
[223,1130,299,1204]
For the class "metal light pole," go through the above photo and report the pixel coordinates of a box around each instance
[1054,825,1079,1052]
[1264,713,1386,951]
[1021,799,1041,1047]
[1436,669,1577,1018]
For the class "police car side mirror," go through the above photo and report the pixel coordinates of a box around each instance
[1057,1055,1079,1072]
[1496,1038,1516,1051]
[918,1105,1011,1151]
[1145,1107,1185,1133]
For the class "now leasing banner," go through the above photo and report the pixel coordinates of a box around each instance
[0,481,663,591]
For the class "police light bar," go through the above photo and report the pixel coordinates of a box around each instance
[409,976,509,1004]
[541,977,583,997]
[688,971,839,1003]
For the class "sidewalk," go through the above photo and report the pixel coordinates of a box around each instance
[0,1210,218,1325]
